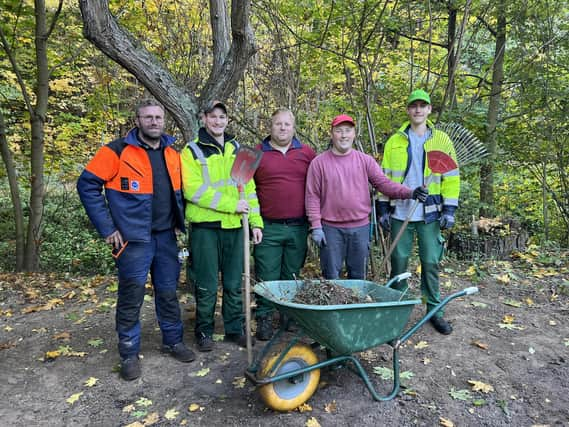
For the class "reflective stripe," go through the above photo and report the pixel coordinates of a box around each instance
[378,195,389,202]
[189,142,211,185]
[192,184,209,203]
[443,169,459,177]
[210,192,222,209]
[247,193,258,201]
[391,170,405,178]
[425,204,440,214]
[251,207,260,214]
[444,198,459,206]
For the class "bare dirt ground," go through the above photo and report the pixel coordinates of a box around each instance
[1,248,568,427]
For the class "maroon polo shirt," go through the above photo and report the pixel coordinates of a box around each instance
[254,137,316,220]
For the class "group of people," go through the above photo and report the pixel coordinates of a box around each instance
[77,89,459,381]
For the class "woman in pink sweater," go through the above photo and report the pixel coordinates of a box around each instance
[305,114,427,279]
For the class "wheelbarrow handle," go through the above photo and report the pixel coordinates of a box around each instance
[396,286,479,347]
[384,272,412,288]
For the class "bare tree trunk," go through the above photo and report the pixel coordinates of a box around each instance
[480,3,506,217]
[446,5,457,110]
[438,0,471,119]
[0,109,25,271]
[79,0,256,142]
[22,0,52,271]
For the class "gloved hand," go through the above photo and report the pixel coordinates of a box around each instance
[439,213,455,230]
[311,228,327,247]
[412,186,428,202]
[379,213,391,233]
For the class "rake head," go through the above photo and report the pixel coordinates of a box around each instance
[435,122,489,166]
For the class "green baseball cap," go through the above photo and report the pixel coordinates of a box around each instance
[407,89,431,105]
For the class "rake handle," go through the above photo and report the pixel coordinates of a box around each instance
[378,199,419,275]
[239,184,253,365]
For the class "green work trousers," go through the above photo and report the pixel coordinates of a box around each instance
[390,219,445,316]
[253,222,309,318]
[190,226,244,337]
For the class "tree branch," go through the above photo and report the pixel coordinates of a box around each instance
[79,0,198,139]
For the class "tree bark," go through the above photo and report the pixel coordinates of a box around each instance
[78,0,256,141]
[480,3,506,216]
[22,0,52,271]
[0,109,25,271]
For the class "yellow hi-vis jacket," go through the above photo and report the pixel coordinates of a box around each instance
[378,120,460,223]
[180,128,263,229]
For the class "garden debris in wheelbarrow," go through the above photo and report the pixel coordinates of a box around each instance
[292,279,373,305]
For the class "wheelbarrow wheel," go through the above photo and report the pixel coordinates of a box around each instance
[258,344,320,411]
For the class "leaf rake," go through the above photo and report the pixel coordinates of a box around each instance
[378,123,488,276]
[434,122,489,166]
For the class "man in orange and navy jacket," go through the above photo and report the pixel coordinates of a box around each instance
[77,99,194,381]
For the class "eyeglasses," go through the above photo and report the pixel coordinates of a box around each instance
[138,115,164,123]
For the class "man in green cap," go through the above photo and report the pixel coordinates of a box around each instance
[378,89,460,335]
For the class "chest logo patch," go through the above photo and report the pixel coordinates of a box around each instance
[131,180,140,191]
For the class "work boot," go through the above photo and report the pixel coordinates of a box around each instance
[430,316,453,335]
[196,333,214,352]
[161,342,196,362]
[225,332,255,348]
[120,356,141,381]
[255,316,273,341]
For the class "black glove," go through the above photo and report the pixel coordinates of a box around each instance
[379,213,391,233]
[412,186,428,202]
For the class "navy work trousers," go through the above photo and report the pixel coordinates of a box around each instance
[115,229,183,359]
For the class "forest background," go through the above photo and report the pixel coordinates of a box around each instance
[0,0,568,274]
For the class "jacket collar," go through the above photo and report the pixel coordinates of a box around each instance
[260,135,302,152]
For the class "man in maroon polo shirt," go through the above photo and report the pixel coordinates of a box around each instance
[253,108,316,340]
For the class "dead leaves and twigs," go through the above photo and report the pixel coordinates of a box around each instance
[292,279,372,305]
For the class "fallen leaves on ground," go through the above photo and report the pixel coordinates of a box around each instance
[503,299,522,307]
[305,417,321,427]
[232,376,246,388]
[66,392,83,404]
[142,412,159,425]
[53,331,71,340]
[449,388,471,401]
[372,366,414,381]
[22,298,65,313]
[188,403,204,412]
[192,367,210,377]
[44,345,87,360]
[323,400,337,413]
[468,380,494,393]
[164,408,179,420]
[136,397,153,407]
[414,341,429,349]
[84,377,98,387]
[439,417,454,427]
[471,340,489,350]
[297,403,312,412]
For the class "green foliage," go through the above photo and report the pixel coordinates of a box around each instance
[39,189,114,275]
[0,181,114,274]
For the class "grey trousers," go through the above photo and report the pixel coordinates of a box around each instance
[320,224,369,279]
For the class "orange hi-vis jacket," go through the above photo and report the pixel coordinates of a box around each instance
[77,128,185,242]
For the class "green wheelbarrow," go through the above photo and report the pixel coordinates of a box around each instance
[244,273,479,411]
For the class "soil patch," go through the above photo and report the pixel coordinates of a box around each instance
[1,250,568,426]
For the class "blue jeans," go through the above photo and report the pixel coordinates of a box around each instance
[320,224,369,279]
[115,229,183,359]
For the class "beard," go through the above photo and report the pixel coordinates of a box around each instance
[139,127,162,143]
